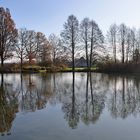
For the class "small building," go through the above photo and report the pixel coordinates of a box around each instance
[75,57,87,67]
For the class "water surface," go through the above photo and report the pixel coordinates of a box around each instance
[0,72,140,140]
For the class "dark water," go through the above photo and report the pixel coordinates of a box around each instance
[0,72,140,140]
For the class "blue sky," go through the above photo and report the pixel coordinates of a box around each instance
[1,0,140,37]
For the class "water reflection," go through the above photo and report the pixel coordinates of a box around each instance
[0,74,18,136]
[20,74,52,112]
[81,72,106,125]
[0,73,140,135]
[108,75,140,119]
[62,72,80,129]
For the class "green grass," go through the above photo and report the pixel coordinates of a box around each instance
[13,65,98,73]
[38,70,47,73]
[23,65,41,69]
[62,67,98,72]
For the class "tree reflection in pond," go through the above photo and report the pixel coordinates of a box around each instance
[1,73,140,136]
[62,72,80,129]
[59,73,107,128]
[19,74,53,112]
[0,74,18,136]
[108,75,140,119]
[81,72,106,125]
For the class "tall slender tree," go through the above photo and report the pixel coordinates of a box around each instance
[38,39,52,66]
[126,28,131,63]
[49,34,60,65]
[80,18,90,68]
[136,29,140,52]
[36,32,47,63]
[130,29,136,61]
[25,30,38,64]
[89,20,104,68]
[61,15,79,71]
[16,28,28,71]
[119,24,127,63]
[107,24,118,63]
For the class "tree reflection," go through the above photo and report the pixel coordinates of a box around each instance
[81,72,106,125]
[20,74,53,112]
[17,73,140,126]
[81,72,89,125]
[108,75,140,119]
[62,72,80,129]
[0,74,18,136]
[61,72,107,128]
[1,72,140,133]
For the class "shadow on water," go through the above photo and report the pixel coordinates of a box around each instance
[1,73,140,136]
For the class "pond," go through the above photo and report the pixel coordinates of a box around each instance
[0,72,140,140]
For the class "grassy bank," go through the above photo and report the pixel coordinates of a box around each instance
[3,63,140,74]
[0,65,98,73]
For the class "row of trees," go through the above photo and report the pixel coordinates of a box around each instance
[1,7,140,71]
[0,7,65,70]
[61,16,104,70]
[107,24,140,63]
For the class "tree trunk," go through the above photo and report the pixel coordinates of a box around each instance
[20,56,23,73]
[85,40,89,69]
[29,54,32,65]
[126,42,129,63]
[132,43,135,61]
[72,45,75,71]
[122,40,125,63]
[53,51,56,65]
[114,38,117,63]
[1,54,4,70]
[90,26,94,69]
[72,28,75,71]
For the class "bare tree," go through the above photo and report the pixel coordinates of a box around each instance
[36,32,48,64]
[136,29,140,52]
[15,28,28,71]
[36,32,46,51]
[61,15,79,71]
[25,30,38,64]
[130,29,136,61]
[80,18,90,68]
[89,20,104,68]
[49,34,61,65]
[40,40,52,66]
[0,7,17,67]
[126,28,131,63]
[107,24,118,63]
[57,44,71,66]
[118,24,127,63]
